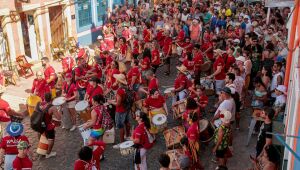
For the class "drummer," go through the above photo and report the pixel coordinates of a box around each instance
[127,59,141,91]
[139,70,159,96]
[172,65,189,104]
[41,57,57,99]
[182,98,199,130]
[85,77,103,106]
[31,71,50,101]
[143,89,168,134]
[192,44,204,79]
[106,61,120,93]
[75,57,91,101]
[61,73,77,131]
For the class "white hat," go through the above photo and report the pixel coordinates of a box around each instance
[236,56,245,62]
[113,74,128,85]
[233,39,240,44]
[220,110,232,124]
[97,35,103,40]
[276,85,287,94]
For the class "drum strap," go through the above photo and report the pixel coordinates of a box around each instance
[64,84,72,94]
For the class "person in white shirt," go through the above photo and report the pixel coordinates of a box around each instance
[273,85,286,122]
[270,62,283,99]
[212,87,236,128]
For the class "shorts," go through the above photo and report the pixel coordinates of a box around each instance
[90,128,104,139]
[115,112,129,129]
[67,100,76,109]
[45,129,55,140]
[216,148,227,158]
[215,80,225,94]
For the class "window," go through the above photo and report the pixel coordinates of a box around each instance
[77,0,92,28]
[97,0,107,23]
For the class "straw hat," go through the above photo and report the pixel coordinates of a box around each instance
[0,85,6,94]
[214,49,225,56]
[113,74,127,85]
[220,110,232,124]
[176,65,188,74]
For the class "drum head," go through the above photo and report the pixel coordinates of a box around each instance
[164,87,175,94]
[199,119,209,132]
[52,97,66,106]
[152,114,167,125]
[75,101,89,111]
[120,141,134,149]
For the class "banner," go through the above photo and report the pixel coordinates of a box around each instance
[265,0,294,7]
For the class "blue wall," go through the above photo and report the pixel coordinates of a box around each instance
[293,130,300,170]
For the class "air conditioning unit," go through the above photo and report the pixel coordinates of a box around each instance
[17,0,30,3]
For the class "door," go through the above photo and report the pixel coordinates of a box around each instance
[49,6,64,47]
[97,0,108,24]
[27,15,39,61]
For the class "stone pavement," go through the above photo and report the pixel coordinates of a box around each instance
[2,59,257,170]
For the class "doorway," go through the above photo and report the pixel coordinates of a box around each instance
[49,5,65,47]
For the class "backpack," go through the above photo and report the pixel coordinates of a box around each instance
[123,87,135,113]
[100,106,114,130]
[30,102,52,133]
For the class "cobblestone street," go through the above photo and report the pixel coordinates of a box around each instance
[4,59,256,170]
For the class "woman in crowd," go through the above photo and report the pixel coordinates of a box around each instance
[251,77,268,108]
[249,145,280,170]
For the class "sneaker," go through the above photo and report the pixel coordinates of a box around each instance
[112,143,121,149]
[70,126,76,132]
[45,152,56,159]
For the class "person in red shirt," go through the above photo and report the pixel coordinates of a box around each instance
[182,97,199,130]
[192,44,204,79]
[132,36,140,59]
[162,31,172,75]
[61,54,75,75]
[140,49,151,85]
[175,26,185,47]
[139,70,159,95]
[119,37,128,61]
[106,61,120,91]
[201,36,214,60]
[173,65,189,102]
[143,24,152,43]
[75,57,91,100]
[224,47,236,72]
[189,84,209,114]
[41,57,57,99]
[156,27,165,47]
[182,52,195,74]
[181,37,194,59]
[151,41,161,74]
[85,77,103,105]
[62,73,77,131]
[0,122,29,170]
[132,112,152,170]
[122,25,132,42]
[127,60,141,91]
[12,141,32,170]
[108,74,131,149]
[31,71,50,101]
[74,146,93,170]
[208,49,226,94]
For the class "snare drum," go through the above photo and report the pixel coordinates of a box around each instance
[199,119,215,143]
[164,87,175,98]
[78,124,91,146]
[152,113,167,133]
[166,149,184,169]
[75,101,91,122]
[163,126,185,149]
[172,99,186,119]
[52,97,66,106]
[119,141,135,156]
[200,78,215,96]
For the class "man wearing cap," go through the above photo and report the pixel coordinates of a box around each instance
[108,74,131,149]
[61,53,75,76]
[207,49,226,94]
[173,65,189,103]
[12,141,32,169]
[212,87,236,128]
[41,57,57,99]
[0,122,29,170]
[75,57,92,101]
[62,73,77,131]
[31,71,50,101]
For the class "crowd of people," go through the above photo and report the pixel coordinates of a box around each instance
[0,0,290,169]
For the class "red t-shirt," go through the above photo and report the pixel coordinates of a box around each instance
[99,43,108,53]
[44,66,56,88]
[120,44,127,55]
[174,74,188,89]
[75,66,90,89]
[176,29,185,42]
[162,37,172,55]
[132,122,146,145]
[93,64,103,79]
[132,40,139,54]
[105,55,113,67]
[224,55,236,72]
[187,122,199,141]
[74,160,92,170]
[0,136,29,155]
[86,85,103,105]
[31,78,50,100]
[12,156,33,170]
[0,99,11,112]
[127,66,140,85]
[116,88,126,113]
[62,82,77,100]
[193,52,204,70]
[151,49,161,66]
[148,78,159,92]
[183,59,195,71]
[62,57,75,74]
[89,141,106,170]
[141,57,151,71]
[156,31,165,47]
[108,68,120,90]
[143,29,151,42]
[144,95,165,108]
[213,56,226,80]
[201,42,213,60]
